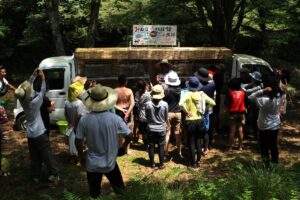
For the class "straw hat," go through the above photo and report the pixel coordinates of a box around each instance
[73,75,87,85]
[194,67,212,82]
[151,84,165,100]
[185,76,203,91]
[68,81,85,101]
[14,81,32,102]
[164,71,181,86]
[84,84,118,112]
[155,59,173,69]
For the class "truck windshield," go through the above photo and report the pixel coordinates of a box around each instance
[43,68,65,90]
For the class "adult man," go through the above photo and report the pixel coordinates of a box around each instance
[14,69,59,183]
[0,65,16,94]
[114,74,134,154]
[163,71,182,158]
[75,84,130,198]
[155,59,173,85]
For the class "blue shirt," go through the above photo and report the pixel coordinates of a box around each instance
[76,111,130,173]
[20,78,46,138]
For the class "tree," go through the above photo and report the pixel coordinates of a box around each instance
[85,0,101,47]
[45,0,65,55]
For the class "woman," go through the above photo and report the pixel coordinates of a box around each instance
[248,75,283,166]
[179,77,215,168]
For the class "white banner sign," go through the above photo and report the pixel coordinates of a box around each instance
[132,25,177,46]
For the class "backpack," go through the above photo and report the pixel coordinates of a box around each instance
[0,81,8,97]
[0,105,8,124]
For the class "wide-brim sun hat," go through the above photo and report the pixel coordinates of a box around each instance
[68,81,85,101]
[73,75,87,85]
[249,71,262,82]
[151,84,165,100]
[194,67,211,82]
[84,84,118,112]
[155,59,173,69]
[14,81,32,103]
[164,71,181,86]
[186,76,203,91]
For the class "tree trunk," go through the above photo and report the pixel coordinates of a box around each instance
[84,0,101,47]
[194,0,246,48]
[45,0,65,55]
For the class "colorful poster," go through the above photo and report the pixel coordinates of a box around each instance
[132,25,177,46]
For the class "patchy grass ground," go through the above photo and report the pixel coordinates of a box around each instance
[0,96,300,199]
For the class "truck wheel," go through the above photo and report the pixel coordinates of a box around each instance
[15,114,27,131]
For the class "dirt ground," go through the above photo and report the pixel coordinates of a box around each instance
[0,98,300,199]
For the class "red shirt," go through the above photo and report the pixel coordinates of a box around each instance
[228,90,246,113]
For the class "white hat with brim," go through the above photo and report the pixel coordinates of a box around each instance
[151,84,165,100]
[14,81,32,103]
[164,71,181,86]
[84,84,118,112]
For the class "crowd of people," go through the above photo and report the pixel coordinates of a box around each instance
[0,60,291,198]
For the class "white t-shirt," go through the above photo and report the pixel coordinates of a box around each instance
[0,78,8,89]
[65,99,89,127]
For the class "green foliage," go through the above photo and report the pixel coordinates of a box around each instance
[64,189,82,200]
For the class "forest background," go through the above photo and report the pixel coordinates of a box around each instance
[0,0,300,84]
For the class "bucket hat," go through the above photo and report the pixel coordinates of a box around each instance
[249,71,262,82]
[185,76,203,91]
[164,71,181,86]
[84,84,118,112]
[194,67,211,82]
[14,81,32,102]
[151,84,165,100]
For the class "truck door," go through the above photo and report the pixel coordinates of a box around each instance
[43,67,69,124]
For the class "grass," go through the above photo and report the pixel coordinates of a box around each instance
[1,95,300,199]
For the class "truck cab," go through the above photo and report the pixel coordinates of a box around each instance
[13,56,75,131]
[226,54,273,80]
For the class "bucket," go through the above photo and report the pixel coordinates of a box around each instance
[56,120,68,135]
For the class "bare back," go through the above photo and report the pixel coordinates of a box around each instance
[115,86,134,108]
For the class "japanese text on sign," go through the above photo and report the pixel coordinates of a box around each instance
[132,25,177,46]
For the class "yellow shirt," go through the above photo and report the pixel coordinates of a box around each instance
[179,91,216,121]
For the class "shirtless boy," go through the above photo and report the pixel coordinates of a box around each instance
[114,75,134,153]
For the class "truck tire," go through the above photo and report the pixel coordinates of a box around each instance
[15,114,27,131]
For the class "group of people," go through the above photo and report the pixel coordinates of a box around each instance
[0,60,290,198]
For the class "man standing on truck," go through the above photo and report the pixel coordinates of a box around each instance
[114,74,134,154]
[14,69,59,184]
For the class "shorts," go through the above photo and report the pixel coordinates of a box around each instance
[229,113,245,125]
[115,107,131,123]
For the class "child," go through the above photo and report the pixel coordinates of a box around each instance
[225,78,246,151]
[145,84,168,169]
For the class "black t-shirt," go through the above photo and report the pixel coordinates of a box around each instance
[41,96,51,131]
[164,86,181,113]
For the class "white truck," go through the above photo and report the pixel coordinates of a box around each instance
[13,47,273,131]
